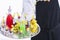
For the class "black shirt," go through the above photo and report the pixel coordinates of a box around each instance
[31,0,59,40]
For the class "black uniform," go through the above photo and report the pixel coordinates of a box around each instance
[31,0,59,40]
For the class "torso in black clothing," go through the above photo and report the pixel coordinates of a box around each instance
[31,0,59,40]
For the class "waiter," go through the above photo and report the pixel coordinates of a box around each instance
[32,0,59,40]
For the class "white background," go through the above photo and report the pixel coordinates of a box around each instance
[0,0,23,22]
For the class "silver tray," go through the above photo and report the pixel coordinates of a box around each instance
[0,24,41,39]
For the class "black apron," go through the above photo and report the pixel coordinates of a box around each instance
[31,0,59,40]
